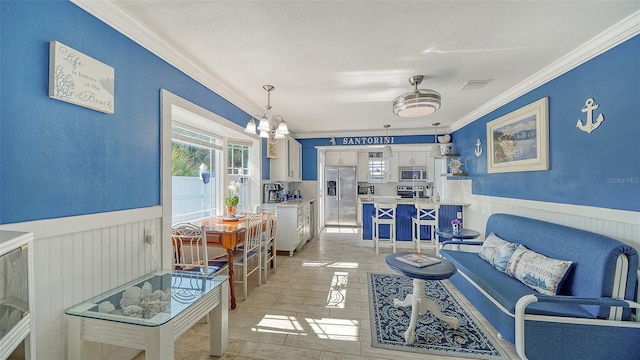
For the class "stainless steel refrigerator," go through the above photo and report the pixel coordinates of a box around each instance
[324,166,357,226]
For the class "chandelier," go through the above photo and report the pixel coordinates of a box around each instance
[392,75,441,118]
[245,85,289,139]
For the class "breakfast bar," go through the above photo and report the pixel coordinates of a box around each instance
[361,199,468,242]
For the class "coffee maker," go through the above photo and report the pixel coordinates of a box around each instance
[263,183,284,203]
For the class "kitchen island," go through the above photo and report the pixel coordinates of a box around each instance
[276,198,315,256]
[361,199,469,242]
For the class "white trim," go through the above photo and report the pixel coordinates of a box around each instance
[471,194,640,224]
[451,10,640,132]
[611,256,630,320]
[0,206,162,239]
[515,294,640,359]
[70,0,261,116]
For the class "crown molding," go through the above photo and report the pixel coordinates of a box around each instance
[293,126,451,139]
[450,10,640,132]
[72,1,637,137]
[70,0,261,116]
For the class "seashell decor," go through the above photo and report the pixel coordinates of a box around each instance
[96,283,171,320]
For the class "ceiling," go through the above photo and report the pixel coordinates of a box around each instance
[76,1,639,137]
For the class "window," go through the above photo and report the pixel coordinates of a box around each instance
[368,159,387,183]
[171,124,222,224]
[227,143,250,213]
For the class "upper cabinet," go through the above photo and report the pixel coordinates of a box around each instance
[387,152,399,182]
[325,150,357,166]
[357,152,369,181]
[397,151,428,167]
[270,135,302,182]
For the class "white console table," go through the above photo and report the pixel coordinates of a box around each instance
[65,270,228,359]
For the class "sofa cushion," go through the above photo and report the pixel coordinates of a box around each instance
[478,233,518,272]
[505,244,573,295]
[442,250,593,319]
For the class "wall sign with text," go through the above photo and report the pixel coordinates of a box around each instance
[48,41,114,114]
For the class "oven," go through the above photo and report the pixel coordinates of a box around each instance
[399,166,428,181]
[397,185,427,199]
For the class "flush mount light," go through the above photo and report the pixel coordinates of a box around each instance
[245,85,289,140]
[392,75,441,118]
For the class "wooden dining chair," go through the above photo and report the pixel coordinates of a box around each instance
[256,205,278,284]
[171,223,228,276]
[232,213,263,300]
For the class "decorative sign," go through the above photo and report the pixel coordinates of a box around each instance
[267,140,278,158]
[49,41,114,114]
[341,136,395,145]
[576,98,604,133]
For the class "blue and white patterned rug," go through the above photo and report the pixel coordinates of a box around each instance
[368,273,509,359]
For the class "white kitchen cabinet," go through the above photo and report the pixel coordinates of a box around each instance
[0,231,35,360]
[357,151,369,181]
[398,151,428,167]
[325,150,357,166]
[387,152,399,182]
[288,136,302,181]
[276,201,312,256]
[270,135,302,182]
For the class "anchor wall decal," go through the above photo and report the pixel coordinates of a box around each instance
[475,139,483,157]
[577,98,604,133]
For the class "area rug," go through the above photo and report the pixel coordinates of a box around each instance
[368,273,509,359]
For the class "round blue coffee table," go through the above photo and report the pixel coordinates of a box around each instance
[385,252,459,344]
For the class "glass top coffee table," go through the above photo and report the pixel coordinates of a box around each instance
[65,270,229,359]
[385,252,460,344]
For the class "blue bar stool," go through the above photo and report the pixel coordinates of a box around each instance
[372,202,397,254]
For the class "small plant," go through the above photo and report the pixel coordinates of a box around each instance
[225,180,240,207]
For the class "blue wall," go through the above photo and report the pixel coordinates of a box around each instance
[0,1,249,224]
[453,35,639,212]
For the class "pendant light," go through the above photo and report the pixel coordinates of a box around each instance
[432,122,440,144]
[382,124,393,158]
[393,75,441,118]
[245,85,289,140]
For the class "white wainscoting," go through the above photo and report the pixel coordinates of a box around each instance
[446,183,640,251]
[0,206,163,359]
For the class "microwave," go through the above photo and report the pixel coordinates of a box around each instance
[399,167,428,181]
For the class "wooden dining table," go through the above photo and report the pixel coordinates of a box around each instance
[191,214,260,310]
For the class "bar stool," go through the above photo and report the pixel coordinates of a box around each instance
[372,202,397,254]
[412,203,439,253]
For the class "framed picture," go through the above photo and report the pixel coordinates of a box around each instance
[267,140,278,159]
[487,97,549,173]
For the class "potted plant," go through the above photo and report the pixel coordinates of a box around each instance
[225,180,240,216]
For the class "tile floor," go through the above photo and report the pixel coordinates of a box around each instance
[140,227,518,359]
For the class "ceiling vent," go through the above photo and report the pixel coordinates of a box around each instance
[459,79,492,91]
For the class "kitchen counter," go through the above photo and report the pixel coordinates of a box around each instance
[276,198,315,207]
[275,198,315,256]
[360,198,470,206]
